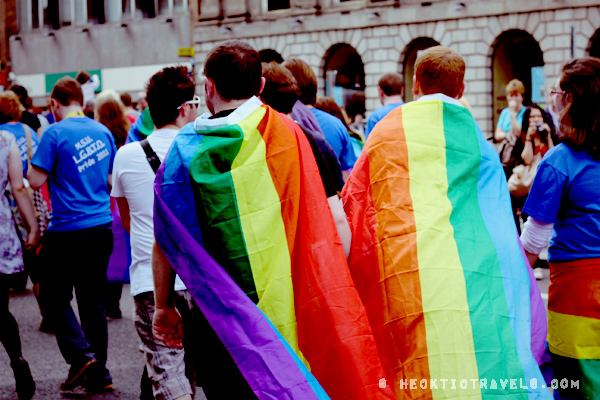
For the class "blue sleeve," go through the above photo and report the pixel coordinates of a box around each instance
[522,160,567,224]
[496,108,510,132]
[30,129,57,174]
[339,127,357,170]
[365,112,378,139]
[108,134,117,174]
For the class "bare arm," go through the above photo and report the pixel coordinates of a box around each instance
[494,126,506,142]
[521,126,536,166]
[510,112,522,139]
[27,164,48,190]
[152,242,184,349]
[107,173,113,190]
[115,197,131,234]
[327,195,351,258]
[9,144,39,249]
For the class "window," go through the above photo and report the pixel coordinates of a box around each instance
[268,0,290,11]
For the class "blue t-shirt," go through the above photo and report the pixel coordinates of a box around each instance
[523,143,600,262]
[311,108,357,171]
[366,102,404,139]
[31,117,117,232]
[0,122,39,177]
[496,107,526,133]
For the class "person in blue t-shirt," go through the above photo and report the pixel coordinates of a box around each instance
[520,57,600,400]
[28,76,117,394]
[365,73,405,139]
[0,92,40,178]
[283,57,357,176]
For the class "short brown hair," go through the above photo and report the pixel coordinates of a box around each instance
[0,91,23,124]
[75,71,91,85]
[282,58,317,106]
[51,76,84,106]
[506,79,525,96]
[415,46,465,98]
[378,73,404,96]
[260,62,299,114]
[120,92,132,107]
[205,40,262,101]
[558,57,600,159]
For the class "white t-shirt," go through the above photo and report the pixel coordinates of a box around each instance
[111,128,187,297]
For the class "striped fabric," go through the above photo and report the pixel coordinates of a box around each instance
[548,258,600,399]
[154,97,393,400]
[342,99,550,400]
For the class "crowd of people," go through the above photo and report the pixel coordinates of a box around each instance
[0,40,598,400]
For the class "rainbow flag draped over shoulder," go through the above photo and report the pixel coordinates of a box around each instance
[342,99,550,400]
[154,97,393,400]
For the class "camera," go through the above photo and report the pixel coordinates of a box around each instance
[536,123,549,137]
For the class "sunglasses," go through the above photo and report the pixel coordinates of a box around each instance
[178,95,201,110]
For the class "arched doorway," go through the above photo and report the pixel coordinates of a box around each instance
[587,28,600,58]
[402,37,440,102]
[322,44,365,108]
[491,30,544,129]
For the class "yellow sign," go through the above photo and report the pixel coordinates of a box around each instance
[178,47,195,57]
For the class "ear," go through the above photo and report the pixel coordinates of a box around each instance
[205,77,215,97]
[258,77,266,96]
[456,81,466,99]
[412,75,420,97]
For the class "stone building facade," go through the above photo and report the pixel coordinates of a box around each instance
[190,0,600,136]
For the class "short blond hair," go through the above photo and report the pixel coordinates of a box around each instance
[415,46,465,98]
[0,91,24,124]
[506,79,525,95]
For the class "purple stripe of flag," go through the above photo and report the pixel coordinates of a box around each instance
[153,168,328,400]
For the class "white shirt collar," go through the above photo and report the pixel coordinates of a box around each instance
[194,96,263,131]
[417,93,464,108]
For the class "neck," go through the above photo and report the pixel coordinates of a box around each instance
[383,95,403,105]
[57,104,84,121]
[212,98,249,115]
[157,123,182,131]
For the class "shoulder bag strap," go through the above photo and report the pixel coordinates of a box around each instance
[140,138,161,174]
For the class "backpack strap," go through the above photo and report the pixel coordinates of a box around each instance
[140,138,161,174]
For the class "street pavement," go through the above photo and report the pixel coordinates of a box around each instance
[1,270,550,400]
[0,283,206,400]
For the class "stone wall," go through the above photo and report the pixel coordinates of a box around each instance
[192,1,600,136]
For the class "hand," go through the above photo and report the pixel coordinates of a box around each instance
[526,125,537,141]
[25,227,40,250]
[152,307,184,349]
[508,100,517,113]
[540,123,552,134]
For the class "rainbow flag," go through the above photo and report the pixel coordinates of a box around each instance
[154,97,393,400]
[342,99,550,400]
[548,258,600,400]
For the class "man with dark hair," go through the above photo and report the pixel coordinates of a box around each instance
[112,66,198,400]
[152,40,389,400]
[283,57,357,177]
[258,49,284,64]
[27,76,117,394]
[365,72,404,139]
[119,92,140,124]
[8,84,42,135]
[260,61,349,254]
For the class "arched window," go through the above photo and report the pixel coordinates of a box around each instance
[323,43,365,108]
[491,30,544,129]
[402,37,440,102]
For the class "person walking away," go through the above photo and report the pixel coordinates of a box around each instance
[27,76,117,393]
[112,66,199,400]
[365,72,405,139]
[0,125,39,400]
[343,46,550,399]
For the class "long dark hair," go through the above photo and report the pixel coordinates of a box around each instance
[521,104,554,148]
[558,57,600,159]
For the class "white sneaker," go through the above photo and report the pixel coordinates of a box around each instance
[534,269,544,280]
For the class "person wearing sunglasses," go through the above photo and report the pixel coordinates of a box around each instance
[111,66,199,400]
[521,57,600,400]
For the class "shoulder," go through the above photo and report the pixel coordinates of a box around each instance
[0,130,15,146]
[115,141,143,160]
